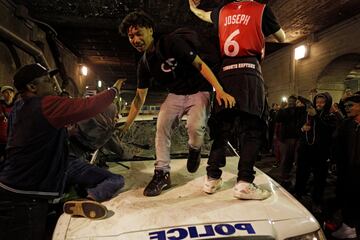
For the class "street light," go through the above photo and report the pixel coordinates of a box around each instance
[292,44,309,95]
[80,65,88,76]
[294,45,308,60]
[97,80,102,88]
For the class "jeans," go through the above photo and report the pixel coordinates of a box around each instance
[279,138,299,181]
[207,110,264,183]
[0,188,48,240]
[66,158,124,202]
[295,143,329,205]
[0,143,5,162]
[155,91,210,172]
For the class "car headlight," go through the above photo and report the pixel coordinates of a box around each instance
[285,229,326,240]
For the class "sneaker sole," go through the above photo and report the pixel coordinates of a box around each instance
[331,227,357,239]
[63,200,108,220]
[331,232,357,239]
[331,234,357,239]
[234,191,271,200]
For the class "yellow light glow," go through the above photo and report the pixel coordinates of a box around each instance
[80,65,88,76]
[294,45,308,60]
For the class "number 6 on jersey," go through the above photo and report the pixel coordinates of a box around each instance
[224,29,240,57]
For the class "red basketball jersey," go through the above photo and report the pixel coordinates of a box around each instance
[218,1,265,59]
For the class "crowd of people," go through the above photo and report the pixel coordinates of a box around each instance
[266,89,360,238]
[0,0,359,239]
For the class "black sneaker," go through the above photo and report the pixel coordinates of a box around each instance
[143,170,171,197]
[187,147,201,173]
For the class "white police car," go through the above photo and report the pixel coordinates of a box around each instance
[52,156,325,240]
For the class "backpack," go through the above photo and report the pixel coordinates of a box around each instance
[142,27,221,75]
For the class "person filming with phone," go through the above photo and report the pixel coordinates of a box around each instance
[294,92,338,214]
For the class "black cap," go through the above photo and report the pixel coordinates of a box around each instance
[344,94,360,103]
[13,63,58,90]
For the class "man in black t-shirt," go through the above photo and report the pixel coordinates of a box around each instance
[276,95,303,188]
[189,0,285,200]
[119,11,235,197]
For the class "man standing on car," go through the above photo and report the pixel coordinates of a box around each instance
[189,0,285,200]
[119,11,235,197]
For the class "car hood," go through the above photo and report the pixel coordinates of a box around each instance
[53,158,319,240]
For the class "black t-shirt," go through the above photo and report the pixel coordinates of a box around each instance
[210,3,281,38]
[137,35,212,95]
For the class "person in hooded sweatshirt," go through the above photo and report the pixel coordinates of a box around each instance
[294,92,338,213]
[332,94,360,239]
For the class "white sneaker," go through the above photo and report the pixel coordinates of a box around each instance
[233,182,271,200]
[331,223,357,239]
[203,176,222,194]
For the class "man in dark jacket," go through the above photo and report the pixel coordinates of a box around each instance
[294,92,338,212]
[65,102,126,201]
[275,95,303,188]
[68,102,130,167]
[333,94,360,238]
[268,103,279,155]
[0,63,124,239]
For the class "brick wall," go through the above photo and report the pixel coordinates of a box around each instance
[263,14,360,104]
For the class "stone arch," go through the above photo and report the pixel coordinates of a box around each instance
[317,53,360,102]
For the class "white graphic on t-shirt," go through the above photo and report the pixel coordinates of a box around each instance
[161,58,177,73]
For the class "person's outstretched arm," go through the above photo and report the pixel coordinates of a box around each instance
[192,55,235,109]
[122,88,148,131]
[273,28,286,43]
[188,0,212,23]
[42,79,125,128]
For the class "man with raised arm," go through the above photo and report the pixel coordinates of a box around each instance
[189,0,285,200]
[0,63,125,239]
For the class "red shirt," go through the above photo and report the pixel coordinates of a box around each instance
[218,1,265,59]
[0,102,13,143]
